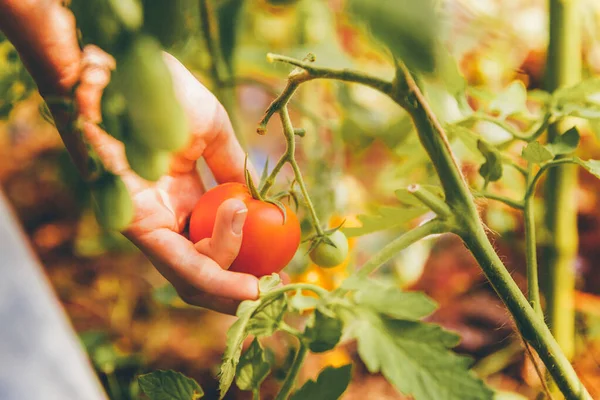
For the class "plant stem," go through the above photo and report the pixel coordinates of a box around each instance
[524,165,543,316]
[542,0,582,361]
[274,344,308,400]
[358,219,447,278]
[279,107,325,236]
[253,388,260,400]
[265,53,591,399]
[474,191,524,210]
[199,0,245,149]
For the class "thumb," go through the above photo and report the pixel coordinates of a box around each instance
[194,198,247,269]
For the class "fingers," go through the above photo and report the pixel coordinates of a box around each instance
[162,54,254,184]
[127,227,259,301]
[194,198,248,268]
[0,0,81,96]
[176,291,241,315]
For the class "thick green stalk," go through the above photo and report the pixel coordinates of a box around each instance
[395,69,590,399]
[543,0,582,360]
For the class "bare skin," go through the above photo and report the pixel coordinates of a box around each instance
[0,0,263,314]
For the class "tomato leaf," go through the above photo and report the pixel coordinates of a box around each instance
[235,339,271,392]
[552,78,600,119]
[579,159,600,179]
[289,290,319,313]
[347,0,438,73]
[259,273,281,294]
[305,309,343,353]
[521,141,554,164]
[489,81,528,117]
[247,296,287,337]
[138,370,204,400]
[345,309,493,400]
[344,206,428,238]
[219,299,261,398]
[343,277,437,320]
[290,365,352,400]
[546,126,580,155]
[477,140,503,185]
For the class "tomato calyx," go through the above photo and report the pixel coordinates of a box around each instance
[244,154,290,224]
[304,220,346,253]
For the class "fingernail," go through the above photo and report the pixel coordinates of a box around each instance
[232,208,247,235]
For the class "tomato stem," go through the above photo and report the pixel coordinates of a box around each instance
[274,343,308,400]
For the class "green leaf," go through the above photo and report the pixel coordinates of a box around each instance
[246,297,287,337]
[546,126,580,155]
[343,277,437,320]
[289,291,319,312]
[489,81,528,117]
[477,140,503,184]
[344,206,428,238]
[290,365,352,400]
[521,141,553,164]
[553,78,600,120]
[305,310,343,353]
[580,159,600,179]
[347,0,438,73]
[219,299,260,398]
[138,370,204,400]
[258,273,281,294]
[346,310,493,400]
[235,339,271,392]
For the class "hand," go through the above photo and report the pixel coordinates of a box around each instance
[0,0,260,314]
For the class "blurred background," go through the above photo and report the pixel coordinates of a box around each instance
[2,0,600,398]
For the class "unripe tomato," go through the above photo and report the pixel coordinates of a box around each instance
[125,140,170,182]
[92,173,134,231]
[309,230,349,268]
[189,183,301,277]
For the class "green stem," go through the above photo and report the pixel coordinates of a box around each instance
[408,184,452,218]
[471,112,551,142]
[524,165,543,316]
[199,0,245,149]
[542,0,582,361]
[274,344,308,400]
[253,388,260,400]
[474,191,524,210]
[264,53,591,399]
[358,219,447,278]
[279,106,324,236]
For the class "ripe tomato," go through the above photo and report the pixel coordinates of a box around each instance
[189,183,301,277]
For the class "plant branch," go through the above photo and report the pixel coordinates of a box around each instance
[474,191,524,210]
[471,111,551,142]
[357,219,447,278]
[274,343,308,400]
[524,165,542,316]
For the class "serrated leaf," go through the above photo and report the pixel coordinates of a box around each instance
[546,126,580,155]
[346,310,493,400]
[235,339,271,392]
[289,291,319,312]
[489,81,528,117]
[477,140,503,184]
[343,278,437,320]
[219,299,261,398]
[138,370,204,400]
[258,273,281,294]
[347,0,438,73]
[445,123,479,154]
[305,310,343,353]
[246,297,287,337]
[290,365,352,400]
[521,141,553,164]
[344,206,428,238]
[580,159,600,179]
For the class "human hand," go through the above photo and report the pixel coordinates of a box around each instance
[0,0,260,314]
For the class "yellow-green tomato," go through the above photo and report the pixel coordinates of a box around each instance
[125,141,170,182]
[309,230,349,268]
[92,173,134,231]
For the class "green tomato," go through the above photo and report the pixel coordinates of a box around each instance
[309,230,349,268]
[125,140,170,182]
[92,173,134,231]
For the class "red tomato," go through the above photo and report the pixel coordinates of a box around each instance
[189,183,301,277]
